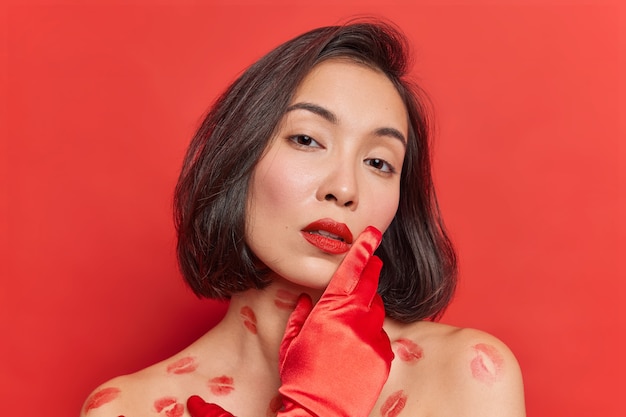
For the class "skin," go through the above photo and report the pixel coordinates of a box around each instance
[246,58,406,293]
[81,60,525,417]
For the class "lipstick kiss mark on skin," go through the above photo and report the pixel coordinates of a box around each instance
[166,356,198,374]
[392,339,424,363]
[208,375,235,396]
[380,390,407,417]
[470,343,504,385]
[266,393,283,416]
[274,289,299,310]
[240,306,258,334]
[84,387,121,413]
[154,397,184,417]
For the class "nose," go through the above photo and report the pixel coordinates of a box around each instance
[316,163,359,210]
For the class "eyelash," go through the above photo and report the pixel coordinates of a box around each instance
[365,158,396,174]
[288,134,397,175]
[289,134,322,148]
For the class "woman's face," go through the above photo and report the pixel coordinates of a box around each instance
[246,59,408,290]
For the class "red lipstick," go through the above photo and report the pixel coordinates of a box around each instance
[301,218,353,254]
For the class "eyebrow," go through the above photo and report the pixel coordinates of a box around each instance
[285,102,407,147]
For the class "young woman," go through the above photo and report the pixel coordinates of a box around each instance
[81,20,525,417]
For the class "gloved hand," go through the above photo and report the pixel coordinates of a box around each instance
[186,226,392,417]
[187,395,233,417]
[278,226,393,417]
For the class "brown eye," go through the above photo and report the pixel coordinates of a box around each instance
[296,135,312,145]
[366,158,395,173]
[289,135,321,148]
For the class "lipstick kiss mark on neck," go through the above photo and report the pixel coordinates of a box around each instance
[274,289,299,311]
[240,306,258,334]
[392,338,424,363]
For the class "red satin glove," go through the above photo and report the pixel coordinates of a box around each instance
[186,227,392,417]
[277,226,393,417]
[187,395,234,417]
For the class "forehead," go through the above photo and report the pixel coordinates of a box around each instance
[288,59,408,135]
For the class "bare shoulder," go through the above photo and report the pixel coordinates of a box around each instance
[382,320,526,417]
[80,372,148,417]
[79,352,205,417]
[80,367,158,417]
[439,324,525,413]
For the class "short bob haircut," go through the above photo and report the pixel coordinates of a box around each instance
[174,20,457,322]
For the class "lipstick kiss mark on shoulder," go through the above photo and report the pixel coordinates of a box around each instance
[470,343,504,385]
[84,387,121,413]
[381,390,407,417]
[154,396,184,417]
[85,387,121,413]
[208,375,235,396]
[166,356,198,374]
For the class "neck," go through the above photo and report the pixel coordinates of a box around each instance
[212,276,322,377]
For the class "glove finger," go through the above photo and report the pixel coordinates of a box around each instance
[279,293,313,369]
[369,291,386,322]
[368,295,394,367]
[187,395,234,417]
[324,226,382,296]
[380,328,395,365]
[352,255,383,306]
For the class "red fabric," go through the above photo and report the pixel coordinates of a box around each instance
[277,226,393,417]
[186,227,393,417]
[187,396,234,417]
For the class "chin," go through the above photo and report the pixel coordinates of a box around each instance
[272,258,340,291]
[284,272,333,291]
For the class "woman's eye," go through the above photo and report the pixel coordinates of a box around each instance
[366,158,395,174]
[289,135,322,148]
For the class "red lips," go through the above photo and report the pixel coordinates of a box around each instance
[301,218,353,254]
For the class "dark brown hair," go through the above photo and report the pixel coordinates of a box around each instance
[174,20,457,322]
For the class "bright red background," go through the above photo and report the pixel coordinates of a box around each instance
[1,0,624,415]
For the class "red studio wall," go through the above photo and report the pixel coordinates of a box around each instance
[1,1,624,416]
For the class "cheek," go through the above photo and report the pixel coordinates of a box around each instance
[252,162,316,214]
[367,187,400,233]
[246,160,317,244]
